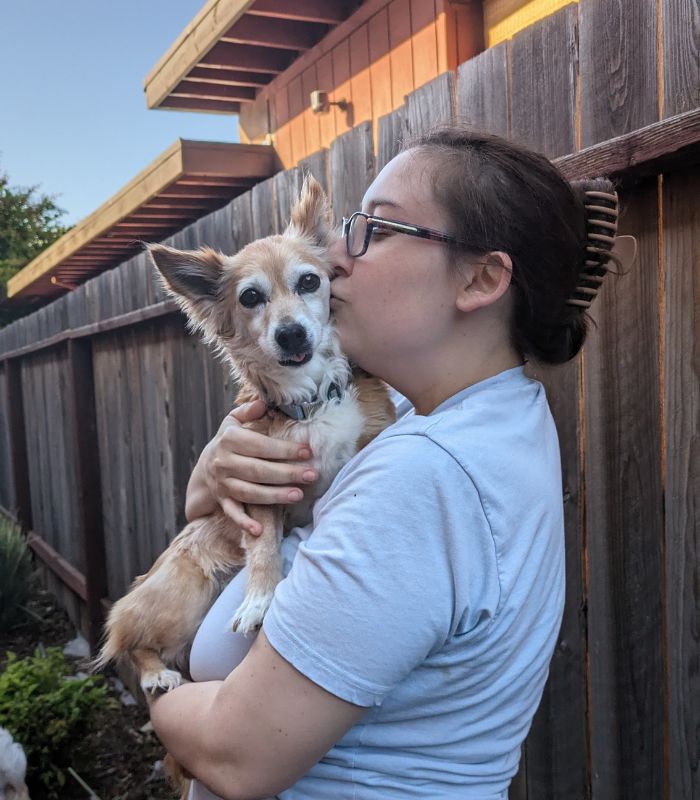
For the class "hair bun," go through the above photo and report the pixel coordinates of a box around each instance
[567,178,619,309]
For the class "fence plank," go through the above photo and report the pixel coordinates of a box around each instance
[663,166,700,799]
[584,179,665,799]
[377,106,408,172]
[579,0,658,147]
[509,5,577,159]
[231,191,255,251]
[330,121,375,222]
[522,359,588,800]
[4,360,30,527]
[252,176,278,238]
[298,149,330,193]
[405,72,455,137]
[455,42,509,137]
[67,337,107,651]
[662,0,700,117]
[274,167,303,233]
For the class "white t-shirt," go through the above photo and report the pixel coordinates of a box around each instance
[189,366,565,799]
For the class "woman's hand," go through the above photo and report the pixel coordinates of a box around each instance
[185,400,318,535]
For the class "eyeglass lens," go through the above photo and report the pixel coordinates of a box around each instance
[348,214,368,256]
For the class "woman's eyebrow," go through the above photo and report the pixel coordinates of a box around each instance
[365,198,404,214]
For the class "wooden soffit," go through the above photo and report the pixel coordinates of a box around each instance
[7,140,277,301]
[144,0,358,114]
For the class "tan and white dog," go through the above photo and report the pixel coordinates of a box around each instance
[94,176,395,695]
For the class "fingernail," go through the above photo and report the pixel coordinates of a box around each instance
[302,470,316,482]
[298,448,312,459]
[288,489,303,502]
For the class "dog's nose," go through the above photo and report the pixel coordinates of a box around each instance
[275,324,308,352]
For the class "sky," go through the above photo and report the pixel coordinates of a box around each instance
[1,1,240,226]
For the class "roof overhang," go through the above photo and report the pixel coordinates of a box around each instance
[7,139,277,302]
[144,0,357,114]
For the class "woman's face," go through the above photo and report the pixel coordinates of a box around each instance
[329,149,463,379]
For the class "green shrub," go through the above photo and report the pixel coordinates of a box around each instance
[0,647,116,798]
[0,516,34,632]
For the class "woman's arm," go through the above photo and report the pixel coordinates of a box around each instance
[184,399,319,533]
[149,631,366,800]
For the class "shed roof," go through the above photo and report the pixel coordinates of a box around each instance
[144,0,358,114]
[7,140,276,302]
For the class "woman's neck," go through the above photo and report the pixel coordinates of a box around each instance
[387,338,524,416]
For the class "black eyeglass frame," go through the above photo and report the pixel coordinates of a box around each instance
[342,211,467,258]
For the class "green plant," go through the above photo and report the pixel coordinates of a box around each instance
[0,516,34,632]
[0,647,116,798]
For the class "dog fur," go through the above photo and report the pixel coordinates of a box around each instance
[93,176,395,698]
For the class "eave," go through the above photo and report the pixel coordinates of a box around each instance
[144,0,357,114]
[7,140,277,302]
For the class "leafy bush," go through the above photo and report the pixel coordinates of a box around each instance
[0,516,34,632]
[0,647,116,798]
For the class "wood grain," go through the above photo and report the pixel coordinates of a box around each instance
[662,0,700,117]
[509,4,577,158]
[579,0,658,147]
[329,121,375,221]
[663,167,700,799]
[455,42,510,137]
[405,72,454,138]
[584,179,665,799]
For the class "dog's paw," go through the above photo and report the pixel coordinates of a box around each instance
[141,668,183,695]
[230,592,274,635]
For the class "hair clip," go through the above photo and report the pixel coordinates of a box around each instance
[567,189,623,309]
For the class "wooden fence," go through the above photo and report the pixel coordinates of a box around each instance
[1,2,698,798]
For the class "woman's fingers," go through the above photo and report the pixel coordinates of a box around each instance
[220,425,313,462]
[219,477,305,507]
[215,452,317,487]
[219,496,262,536]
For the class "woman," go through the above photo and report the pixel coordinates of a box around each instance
[149,128,621,800]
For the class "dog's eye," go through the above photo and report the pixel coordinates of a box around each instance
[298,273,321,293]
[239,288,264,308]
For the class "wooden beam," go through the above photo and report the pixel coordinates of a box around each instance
[162,96,242,113]
[0,300,180,363]
[200,41,294,73]
[252,0,393,110]
[221,16,323,51]
[246,0,349,24]
[176,80,257,101]
[28,533,87,601]
[555,107,700,180]
[67,337,108,653]
[187,65,271,86]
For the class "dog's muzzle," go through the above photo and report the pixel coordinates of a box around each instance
[275,323,312,366]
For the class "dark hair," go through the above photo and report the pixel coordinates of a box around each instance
[405,127,618,365]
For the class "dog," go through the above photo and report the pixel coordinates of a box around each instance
[93,175,396,697]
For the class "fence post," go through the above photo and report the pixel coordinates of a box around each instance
[67,337,107,652]
[5,358,33,530]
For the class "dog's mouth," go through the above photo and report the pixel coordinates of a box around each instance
[278,351,313,367]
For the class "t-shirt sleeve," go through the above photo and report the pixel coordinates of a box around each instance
[263,433,500,707]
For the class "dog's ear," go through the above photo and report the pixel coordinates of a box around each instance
[147,244,226,338]
[285,174,333,246]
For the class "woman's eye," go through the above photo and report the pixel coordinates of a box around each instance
[239,288,264,308]
[298,273,321,293]
[370,227,391,238]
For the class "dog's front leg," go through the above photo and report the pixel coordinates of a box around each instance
[230,505,283,635]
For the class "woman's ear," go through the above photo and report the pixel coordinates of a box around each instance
[455,251,513,313]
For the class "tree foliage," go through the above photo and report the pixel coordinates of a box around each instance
[0,168,70,325]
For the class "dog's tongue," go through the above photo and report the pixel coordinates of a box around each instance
[288,353,307,362]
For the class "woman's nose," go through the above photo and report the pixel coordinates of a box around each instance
[329,236,353,277]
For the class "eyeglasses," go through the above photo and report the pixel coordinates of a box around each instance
[342,211,466,258]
